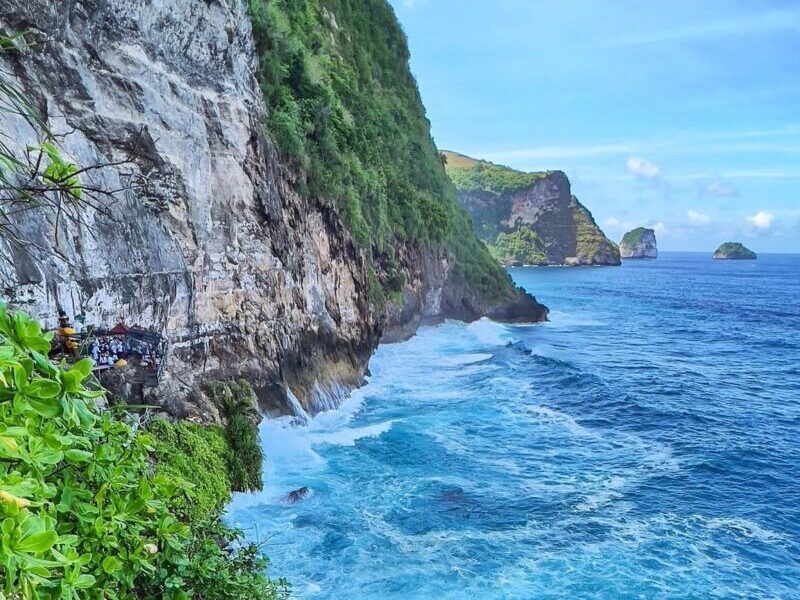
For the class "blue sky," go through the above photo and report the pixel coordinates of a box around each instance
[388,0,800,252]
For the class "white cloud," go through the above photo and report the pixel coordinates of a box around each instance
[627,156,660,178]
[699,179,739,197]
[746,211,774,229]
[604,217,621,227]
[687,210,711,225]
[652,222,667,234]
[474,128,800,173]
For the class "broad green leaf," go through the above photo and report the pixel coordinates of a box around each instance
[73,573,96,589]
[26,379,61,399]
[26,396,61,418]
[64,449,92,463]
[17,530,57,553]
[70,358,93,380]
[101,556,122,574]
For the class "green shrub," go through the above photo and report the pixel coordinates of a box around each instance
[248,0,519,305]
[572,200,620,263]
[490,226,549,265]
[148,419,231,524]
[204,381,264,493]
[445,155,548,197]
[0,305,286,599]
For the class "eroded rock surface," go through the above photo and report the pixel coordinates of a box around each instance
[0,0,377,419]
[0,0,545,419]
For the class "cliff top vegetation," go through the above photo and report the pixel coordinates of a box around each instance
[249,0,518,302]
[621,227,655,246]
[442,151,549,197]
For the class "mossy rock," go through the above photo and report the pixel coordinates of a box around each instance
[713,242,757,260]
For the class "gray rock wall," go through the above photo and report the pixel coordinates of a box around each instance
[0,0,378,419]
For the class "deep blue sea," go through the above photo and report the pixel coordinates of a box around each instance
[228,252,800,599]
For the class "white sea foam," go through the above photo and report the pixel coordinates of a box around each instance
[466,317,514,346]
[575,475,627,512]
[524,404,596,437]
[310,420,396,447]
[441,352,494,366]
[705,517,786,544]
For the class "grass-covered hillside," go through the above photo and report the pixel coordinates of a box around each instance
[249,0,518,302]
[443,151,549,197]
[444,151,620,267]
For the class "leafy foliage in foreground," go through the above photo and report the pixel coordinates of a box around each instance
[0,305,287,600]
[1,35,120,256]
[248,0,519,302]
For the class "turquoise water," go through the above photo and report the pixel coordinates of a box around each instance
[228,253,800,599]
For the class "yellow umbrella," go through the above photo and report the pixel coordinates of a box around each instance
[114,359,128,369]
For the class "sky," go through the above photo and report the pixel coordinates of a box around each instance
[388,0,800,252]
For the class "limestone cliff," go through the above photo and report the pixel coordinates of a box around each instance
[620,227,658,259]
[0,0,545,421]
[444,151,620,267]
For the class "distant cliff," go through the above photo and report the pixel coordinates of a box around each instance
[0,0,546,421]
[443,152,620,267]
[620,228,658,259]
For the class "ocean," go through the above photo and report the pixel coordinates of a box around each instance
[227,252,800,599]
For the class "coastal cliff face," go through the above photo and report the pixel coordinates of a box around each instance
[0,0,379,420]
[620,227,658,259]
[444,151,620,267]
[0,0,544,420]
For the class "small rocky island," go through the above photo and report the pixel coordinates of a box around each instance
[713,242,757,260]
[619,227,658,259]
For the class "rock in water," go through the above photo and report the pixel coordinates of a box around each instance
[285,487,310,503]
[713,242,757,260]
[620,228,658,259]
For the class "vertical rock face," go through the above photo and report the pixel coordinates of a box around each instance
[444,152,620,266]
[619,228,658,259]
[380,244,548,343]
[0,0,379,419]
[0,0,546,419]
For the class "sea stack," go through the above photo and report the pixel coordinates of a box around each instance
[619,228,658,259]
[713,242,757,260]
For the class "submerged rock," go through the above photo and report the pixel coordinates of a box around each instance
[619,228,658,259]
[285,487,311,503]
[713,242,757,260]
